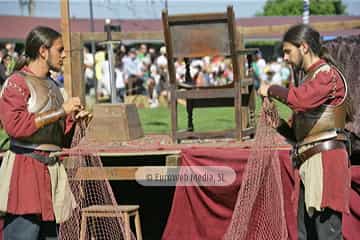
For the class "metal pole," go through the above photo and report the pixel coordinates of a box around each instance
[303,0,310,24]
[89,0,98,103]
[105,19,117,103]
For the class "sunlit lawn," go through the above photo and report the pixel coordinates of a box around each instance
[138,97,292,134]
[0,97,292,151]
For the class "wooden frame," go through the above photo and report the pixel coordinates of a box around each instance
[80,204,142,240]
[60,0,360,105]
[162,6,256,143]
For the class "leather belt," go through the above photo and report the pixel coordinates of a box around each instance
[10,138,61,152]
[293,140,346,168]
[10,145,59,165]
[22,152,58,165]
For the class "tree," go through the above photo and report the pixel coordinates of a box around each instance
[257,0,347,16]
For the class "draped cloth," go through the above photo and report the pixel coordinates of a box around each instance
[162,146,294,240]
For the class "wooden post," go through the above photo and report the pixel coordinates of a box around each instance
[162,10,178,143]
[238,32,249,132]
[70,33,86,103]
[60,0,73,98]
[228,6,242,141]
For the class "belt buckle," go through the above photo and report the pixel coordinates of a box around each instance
[47,156,58,165]
[291,145,301,168]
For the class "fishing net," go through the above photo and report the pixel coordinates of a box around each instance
[224,98,288,240]
[59,120,133,240]
[224,35,360,240]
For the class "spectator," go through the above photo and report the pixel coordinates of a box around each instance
[123,48,144,95]
[83,47,95,95]
[252,51,267,89]
[5,42,19,60]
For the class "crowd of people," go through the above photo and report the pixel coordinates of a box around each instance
[0,43,18,88]
[84,43,237,107]
[83,43,292,108]
[1,40,292,109]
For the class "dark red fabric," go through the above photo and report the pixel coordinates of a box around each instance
[0,68,74,221]
[0,69,55,220]
[0,68,38,138]
[7,154,54,220]
[280,149,298,240]
[0,157,3,240]
[343,166,360,240]
[287,59,345,112]
[162,147,360,240]
[162,147,250,240]
[284,59,350,213]
[321,149,351,213]
[162,147,297,240]
[0,219,2,240]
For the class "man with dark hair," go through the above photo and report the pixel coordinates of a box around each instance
[259,24,353,240]
[0,26,91,240]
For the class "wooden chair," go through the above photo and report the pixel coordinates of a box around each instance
[162,6,256,143]
[80,204,142,240]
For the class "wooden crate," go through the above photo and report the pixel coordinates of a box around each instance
[85,103,144,142]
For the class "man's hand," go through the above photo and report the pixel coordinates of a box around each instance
[74,110,93,124]
[62,97,83,114]
[258,82,270,97]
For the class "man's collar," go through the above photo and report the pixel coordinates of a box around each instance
[306,59,326,73]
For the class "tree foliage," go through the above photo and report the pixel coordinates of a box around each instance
[257,0,346,16]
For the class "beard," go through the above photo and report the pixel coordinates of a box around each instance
[47,57,61,72]
[290,56,304,75]
[288,58,305,87]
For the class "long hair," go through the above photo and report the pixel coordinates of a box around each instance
[284,24,354,122]
[14,26,61,71]
[283,24,338,67]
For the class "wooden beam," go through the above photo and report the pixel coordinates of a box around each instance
[63,18,359,108]
[80,31,164,43]
[96,150,180,157]
[75,167,140,180]
[74,166,178,181]
[60,0,73,97]
[70,32,85,103]
[238,19,360,36]
[311,20,360,32]
[165,154,180,166]
[78,19,360,43]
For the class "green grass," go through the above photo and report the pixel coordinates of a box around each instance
[0,97,292,148]
[0,128,9,151]
[139,106,236,134]
[139,97,292,134]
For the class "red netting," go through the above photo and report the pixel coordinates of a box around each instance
[59,120,134,240]
[58,99,289,240]
[224,98,288,240]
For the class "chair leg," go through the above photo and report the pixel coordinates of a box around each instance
[123,212,131,240]
[170,89,178,143]
[80,214,87,240]
[186,99,194,131]
[134,211,143,240]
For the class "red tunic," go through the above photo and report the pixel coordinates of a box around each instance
[286,59,350,213]
[0,67,74,221]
